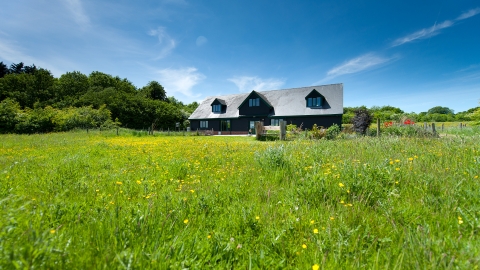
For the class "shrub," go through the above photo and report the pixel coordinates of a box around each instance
[309,124,325,139]
[326,124,341,140]
[352,108,373,135]
[0,98,20,133]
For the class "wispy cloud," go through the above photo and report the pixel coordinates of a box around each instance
[392,7,480,47]
[196,36,208,46]
[228,76,285,92]
[62,0,90,29]
[148,27,176,59]
[155,67,205,97]
[391,20,453,47]
[327,53,392,78]
[456,7,480,20]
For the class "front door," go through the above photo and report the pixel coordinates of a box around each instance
[221,120,230,132]
[249,121,255,134]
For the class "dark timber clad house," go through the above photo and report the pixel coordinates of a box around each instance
[189,83,343,134]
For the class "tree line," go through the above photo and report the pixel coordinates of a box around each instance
[0,61,199,134]
[343,105,480,125]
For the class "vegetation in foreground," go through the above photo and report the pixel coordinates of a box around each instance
[0,131,479,269]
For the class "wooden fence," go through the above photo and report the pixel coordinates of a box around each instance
[254,121,286,140]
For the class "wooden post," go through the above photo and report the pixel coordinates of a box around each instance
[424,122,427,130]
[442,123,444,131]
[116,127,119,135]
[376,118,380,137]
[432,123,436,134]
[459,123,463,129]
[255,121,263,140]
[279,121,286,140]
[168,128,170,136]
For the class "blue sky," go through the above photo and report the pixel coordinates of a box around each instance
[1,0,479,113]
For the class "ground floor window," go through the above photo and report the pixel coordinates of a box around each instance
[271,119,283,126]
[200,121,208,128]
[221,120,230,131]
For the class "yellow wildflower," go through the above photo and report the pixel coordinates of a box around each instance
[256,216,260,220]
[50,229,56,234]
[312,264,320,270]
[310,220,315,224]
[313,228,319,234]
[302,244,307,249]
[338,183,345,188]
[458,216,463,224]
[184,219,189,224]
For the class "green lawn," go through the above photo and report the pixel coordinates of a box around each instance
[1,131,479,269]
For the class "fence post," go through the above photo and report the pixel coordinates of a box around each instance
[424,122,427,130]
[116,127,119,135]
[168,128,170,136]
[459,123,463,129]
[432,123,436,134]
[442,123,444,131]
[255,121,263,140]
[377,118,380,137]
[280,121,286,140]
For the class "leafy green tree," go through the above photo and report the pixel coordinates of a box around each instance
[54,71,89,107]
[427,106,454,115]
[0,98,20,133]
[139,81,167,101]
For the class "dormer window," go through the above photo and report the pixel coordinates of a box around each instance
[307,97,323,107]
[211,98,226,113]
[212,104,221,112]
[305,89,324,108]
[249,98,260,107]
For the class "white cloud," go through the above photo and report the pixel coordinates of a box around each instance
[391,7,480,47]
[62,0,90,29]
[148,27,176,59]
[228,76,285,92]
[326,53,392,78]
[391,20,453,47]
[155,67,205,97]
[456,7,480,20]
[196,36,208,46]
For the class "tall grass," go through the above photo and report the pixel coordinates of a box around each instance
[0,130,479,269]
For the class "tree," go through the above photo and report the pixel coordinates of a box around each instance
[54,71,89,107]
[427,106,454,115]
[9,62,24,74]
[139,81,167,101]
[0,98,20,133]
[352,108,373,135]
[0,62,8,78]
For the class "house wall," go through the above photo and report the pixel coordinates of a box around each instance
[238,93,272,116]
[190,115,342,133]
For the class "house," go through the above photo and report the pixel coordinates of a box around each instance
[189,83,343,134]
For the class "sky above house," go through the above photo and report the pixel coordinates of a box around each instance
[1,0,479,113]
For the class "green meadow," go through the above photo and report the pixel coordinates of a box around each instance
[1,131,479,269]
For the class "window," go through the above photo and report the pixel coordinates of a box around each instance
[307,97,323,108]
[212,104,221,112]
[271,119,283,126]
[221,120,230,131]
[249,98,260,107]
[200,121,208,128]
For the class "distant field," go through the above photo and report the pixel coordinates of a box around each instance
[1,131,479,269]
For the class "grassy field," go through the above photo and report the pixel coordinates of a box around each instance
[1,131,479,269]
